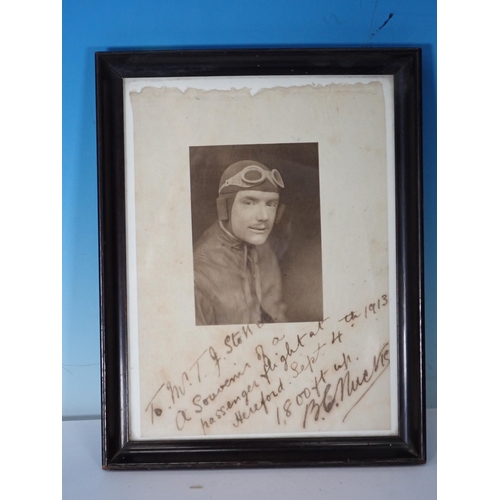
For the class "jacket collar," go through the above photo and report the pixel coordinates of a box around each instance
[217,221,246,249]
[217,222,261,304]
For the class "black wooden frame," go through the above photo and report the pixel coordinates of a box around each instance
[96,48,425,469]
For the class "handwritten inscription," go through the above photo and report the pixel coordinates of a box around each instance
[338,294,388,327]
[143,294,391,437]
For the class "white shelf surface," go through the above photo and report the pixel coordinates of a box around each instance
[63,409,436,499]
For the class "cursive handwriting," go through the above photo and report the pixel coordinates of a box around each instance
[233,378,284,428]
[200,380,260,434]
[192,362,251,411]
[142,298,391,436]
[302,342,390,428]
[338,294,389,327]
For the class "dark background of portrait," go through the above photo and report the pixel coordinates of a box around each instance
[190,143,323,323]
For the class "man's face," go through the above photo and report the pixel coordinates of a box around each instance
[230,190,279,245]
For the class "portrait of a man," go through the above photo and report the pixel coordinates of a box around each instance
[190,143,324,327]
[193,160,287,325]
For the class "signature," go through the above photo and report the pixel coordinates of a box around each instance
[302,343,390,427]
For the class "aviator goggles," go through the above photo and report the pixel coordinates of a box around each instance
[219,165,285,194]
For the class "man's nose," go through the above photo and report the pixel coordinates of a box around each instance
[256,203,269,221]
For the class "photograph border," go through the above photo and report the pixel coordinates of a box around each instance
[96,48,425,469]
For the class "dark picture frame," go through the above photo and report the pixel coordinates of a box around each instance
[96,48,425,469]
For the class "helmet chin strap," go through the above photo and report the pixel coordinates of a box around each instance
[218,220,238,241]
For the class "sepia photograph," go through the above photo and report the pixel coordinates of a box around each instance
[190,143,323,326]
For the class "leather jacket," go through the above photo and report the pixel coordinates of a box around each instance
[193,222,287,326]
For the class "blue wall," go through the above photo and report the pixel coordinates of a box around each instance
[62,0,436,417]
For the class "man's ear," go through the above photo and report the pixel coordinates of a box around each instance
[216,197,229,220]
[275,204,285,224]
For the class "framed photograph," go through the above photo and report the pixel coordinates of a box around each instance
[96,48,425,469]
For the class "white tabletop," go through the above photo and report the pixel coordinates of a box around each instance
[63,409,436,499]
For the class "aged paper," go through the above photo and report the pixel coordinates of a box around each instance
[124,76,397,440]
